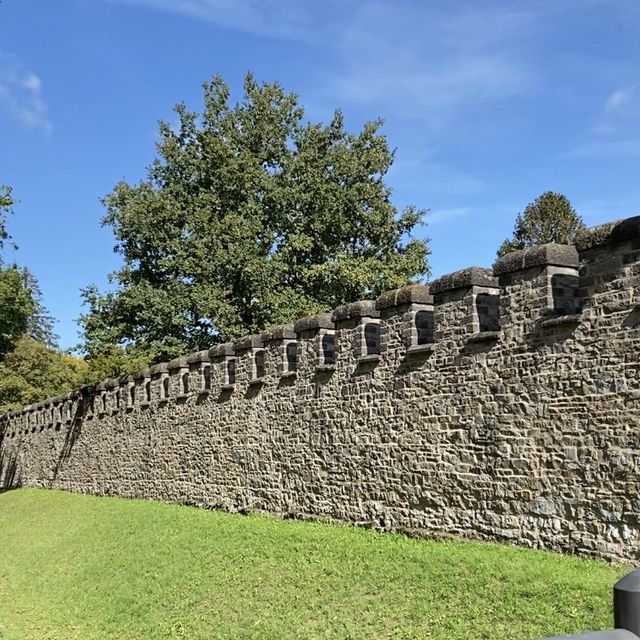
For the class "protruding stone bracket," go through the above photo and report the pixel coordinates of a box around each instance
[494,244,581,320]
[168,356,189,398]
[122,375,135,410]
[431,267,500,335]
[233,334,265,384]
[186,350,211,395]
[149,363,169,402]
[293,314,336,371]
[406,342,436,356]
[333,300,382,363]
[378,285,435,351]
[469,330,500,343]
[210,343,236,390]
[133,368,151,406]
[262,325,298,378]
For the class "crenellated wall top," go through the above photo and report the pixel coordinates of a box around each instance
[3,213,640,423]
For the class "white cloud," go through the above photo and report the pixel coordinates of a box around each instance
[429,207,473,225]
[604,87,634,113]
[0,54,52,134]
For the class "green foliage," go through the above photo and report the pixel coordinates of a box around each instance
[81,73,430,362]
[0,184,16,255]
[81,343,152,386]
[498,191,586,257]
[0,266,34,358]
[0,336,87,412]
[0,489,624,640]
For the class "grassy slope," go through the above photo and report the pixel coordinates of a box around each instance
[0,489,625,640]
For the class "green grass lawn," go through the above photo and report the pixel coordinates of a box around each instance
[0,489,626,640]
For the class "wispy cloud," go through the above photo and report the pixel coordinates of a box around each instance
[101,0,536,123]
[101,0,339,42]
[429,207,473,225]
[604,87,634,113]
[581,86,639,153]
[390,151,487,197]
[0,54,52,134]
[327,2,535,121]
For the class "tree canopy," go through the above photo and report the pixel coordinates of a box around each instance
[0,335,87,413]
[0,184,77,411]
[80,73,430,362]
[497,192,585,257]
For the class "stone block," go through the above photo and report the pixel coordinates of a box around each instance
[430,267,498,294]
[494,244,579,276]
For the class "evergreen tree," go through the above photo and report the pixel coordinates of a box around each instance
[498,192,585,257]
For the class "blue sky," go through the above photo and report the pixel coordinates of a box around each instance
[1,0,639,350]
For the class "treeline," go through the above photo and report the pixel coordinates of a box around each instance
[0,186,86,412]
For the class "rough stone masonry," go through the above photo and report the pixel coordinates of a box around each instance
[3,215,640,563]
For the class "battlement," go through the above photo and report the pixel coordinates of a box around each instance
[3,214,640,563]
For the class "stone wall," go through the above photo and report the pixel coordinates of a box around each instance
[3,215,640,563]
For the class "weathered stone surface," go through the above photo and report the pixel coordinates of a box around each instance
[332,300,379,321]
[494,244,579,276]
[186,350,209,365]
[576,215,640,252]
[376,285,433,309]
[430,267,498,294]
[233,334,263,351]
[293,313,334,333]
[261,324,296,343]
[208,343,234,358]
[4,214,640,565]
[167,357,187,371]
[148,363,168,376]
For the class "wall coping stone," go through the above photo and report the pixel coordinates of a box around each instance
[261,324,296,343]
[148,363,168,376]
[576,215,640,252]
[376,285,433,309]
[332,300,379,321]
[133,368,151,381]
[493,244,579,276]
[293,313,334,333]
[167,357,187,371]
[185,350,210,365]
[209,343,235,358]
[233,334,263,351]
[430,267,498,294]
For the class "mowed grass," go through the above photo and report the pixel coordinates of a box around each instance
[0,489,625,640]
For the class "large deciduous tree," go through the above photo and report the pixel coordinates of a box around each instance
[80,73,430,362]
[497,191,585,257]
